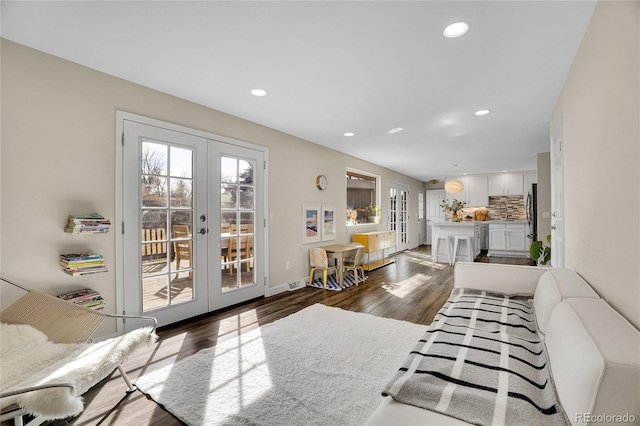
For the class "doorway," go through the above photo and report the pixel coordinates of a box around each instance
[117,113,266,331]
[551,116,565,267]
[388,181,409,252]
[417,187,426,245]
[426,190,446,245]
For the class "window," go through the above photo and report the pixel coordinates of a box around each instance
[346,169,380,226]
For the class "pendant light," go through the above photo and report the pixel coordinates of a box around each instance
[445,179,464,194]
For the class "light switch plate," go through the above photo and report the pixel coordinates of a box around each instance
[542,212,551,218]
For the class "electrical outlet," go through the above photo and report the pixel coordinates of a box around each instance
[542,212,551,219]
[285,261,291,270]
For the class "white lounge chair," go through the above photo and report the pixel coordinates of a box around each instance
[0,277,157,426]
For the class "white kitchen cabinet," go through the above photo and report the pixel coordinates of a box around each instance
[488,173,524,196]
[506,224,527,251]
[445,175,488,207]
[489,225,507,250]
[466,175,488,206]
[488,223,529,257]
[524,172,537,191]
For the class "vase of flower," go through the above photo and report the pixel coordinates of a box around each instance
[440,198,466,221]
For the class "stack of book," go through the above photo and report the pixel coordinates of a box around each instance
[57,288,105,311]
[60,252,108,276]
[65,213,111,234]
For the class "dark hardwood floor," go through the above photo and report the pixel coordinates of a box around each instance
[44,246,529,426]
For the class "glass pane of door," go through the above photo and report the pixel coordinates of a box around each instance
[389,187,397,233]
[141,141,195,311]
[220,156,255,291]
[400,189,408,246]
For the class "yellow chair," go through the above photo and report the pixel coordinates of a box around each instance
[343,246,365,286]
[309,248,337,289]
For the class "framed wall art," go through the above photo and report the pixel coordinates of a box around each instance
[302,203,321,244]
[321,205,336,241]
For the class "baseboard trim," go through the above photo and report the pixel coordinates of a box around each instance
[266,277,308,297]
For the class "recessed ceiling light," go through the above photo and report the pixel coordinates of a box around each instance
[344,132,355,137]
[502,170,509,173]
[475,109,490,116]
[389,127,403,134]
[250,89,268,97]
[443,22,470,38]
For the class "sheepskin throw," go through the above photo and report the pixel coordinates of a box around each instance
[1,323,155,420]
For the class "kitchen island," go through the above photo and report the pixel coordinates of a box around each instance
[431,221,480,264]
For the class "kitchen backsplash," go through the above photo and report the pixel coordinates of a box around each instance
[451,195,526,221]
[486,195,526,220]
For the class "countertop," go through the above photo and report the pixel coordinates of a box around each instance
[432,221,477,226]
[482,220,528,224]
[432,220,528,226]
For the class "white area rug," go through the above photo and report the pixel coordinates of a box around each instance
[135,304,426,425]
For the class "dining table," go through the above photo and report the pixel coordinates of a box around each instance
[322,243,363,286]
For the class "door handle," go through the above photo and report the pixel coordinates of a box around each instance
[551,226,556,230]
[198,228,209,235]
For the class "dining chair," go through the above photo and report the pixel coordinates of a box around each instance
[221,223,231,266]
[342,246,365,286]
[309,247,337,289]
[229,224,253,275]
[172,225,192,277]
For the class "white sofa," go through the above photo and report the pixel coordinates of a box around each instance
[367,262,640,426]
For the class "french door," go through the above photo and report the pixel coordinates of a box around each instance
[209,143,265,311]
[119,115,265,331]
[388,181,410,252]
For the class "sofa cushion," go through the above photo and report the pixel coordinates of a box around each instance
[545,299,640,425]
[533,270,599,336]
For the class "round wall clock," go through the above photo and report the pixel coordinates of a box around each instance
[316,175,328,190]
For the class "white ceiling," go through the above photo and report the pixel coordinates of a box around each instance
[1,1,596,182]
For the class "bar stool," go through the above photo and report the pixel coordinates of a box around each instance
[453,236,474,265]
[432,235,452,266]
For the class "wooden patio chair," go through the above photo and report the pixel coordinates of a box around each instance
[172,225,192,276]
[0,278,157,426]
[228,224,253,275]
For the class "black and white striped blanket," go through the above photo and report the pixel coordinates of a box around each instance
[383,288,569,425]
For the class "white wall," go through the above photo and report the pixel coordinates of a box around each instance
[550,0,639,329]
[0,39,424,336]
